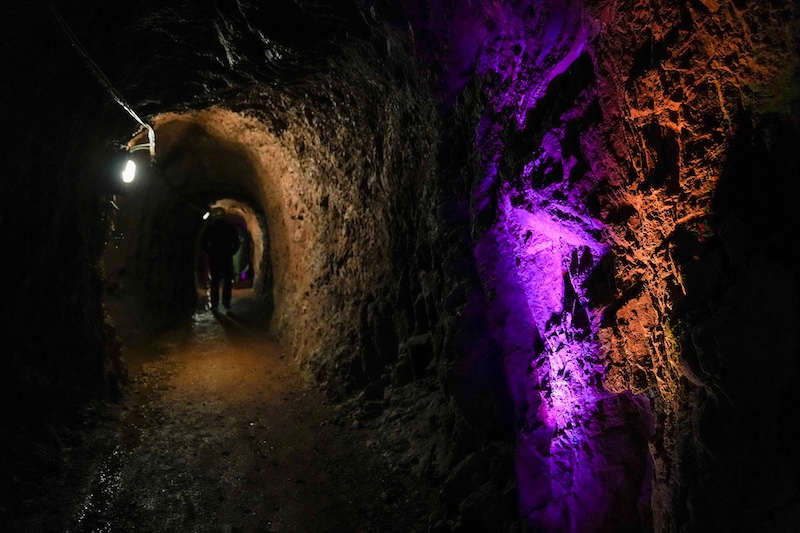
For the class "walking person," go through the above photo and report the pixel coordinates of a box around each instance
[201,208,240,312]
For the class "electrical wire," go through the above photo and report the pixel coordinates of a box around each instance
[50,4,156,158]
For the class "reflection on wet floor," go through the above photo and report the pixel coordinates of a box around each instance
[72,446,125,533]
[64,291,396,532]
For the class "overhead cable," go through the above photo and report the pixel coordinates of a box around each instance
[50,4,156,158]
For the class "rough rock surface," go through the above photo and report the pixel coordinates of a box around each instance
[404,0,799,530]
[5,0,800,531]
[588,1,800,530]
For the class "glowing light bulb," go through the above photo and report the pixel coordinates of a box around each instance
[121,159,136,183]
[203,211,210,220]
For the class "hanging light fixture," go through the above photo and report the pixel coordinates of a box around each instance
[121,159,137,183]
[51,6,156,185]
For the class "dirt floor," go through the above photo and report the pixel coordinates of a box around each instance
[26,290,428,532]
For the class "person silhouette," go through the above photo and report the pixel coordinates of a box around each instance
[201,208,240,311]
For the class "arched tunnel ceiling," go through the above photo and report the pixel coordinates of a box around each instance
[140,118,262,205]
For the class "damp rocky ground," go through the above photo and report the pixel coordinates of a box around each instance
[13,291,433,532]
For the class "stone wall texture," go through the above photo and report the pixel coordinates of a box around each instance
[589,1,799,530]
[405,0,799,530]
[5,0,799,530]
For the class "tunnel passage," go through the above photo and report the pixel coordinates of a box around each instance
[194,199,267,298]
[102,96,436,382]
[9,1,798,530]
[103,109,309,330]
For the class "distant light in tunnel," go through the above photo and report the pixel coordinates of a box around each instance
[121,159,136,184]
[203,211,210,220]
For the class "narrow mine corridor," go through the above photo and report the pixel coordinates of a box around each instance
[6,2,800,532]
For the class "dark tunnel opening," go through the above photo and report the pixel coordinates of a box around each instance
[195,198,269,297]
[193,199,271,309]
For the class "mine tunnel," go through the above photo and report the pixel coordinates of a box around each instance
[194,199,262,295]
[103,113,279,327]
[5,1,800,532]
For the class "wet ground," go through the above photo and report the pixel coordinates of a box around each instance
[23,291,427,532]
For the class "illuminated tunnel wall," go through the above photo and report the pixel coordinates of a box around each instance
[406,0,799,529]
[6,1,798,530]
[467,2,653,529]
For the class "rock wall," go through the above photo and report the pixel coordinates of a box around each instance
[404,0,799,530]
[587,0,800,529]
[5,1,799,530]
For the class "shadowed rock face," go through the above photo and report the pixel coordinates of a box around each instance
[5,0,800,530]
